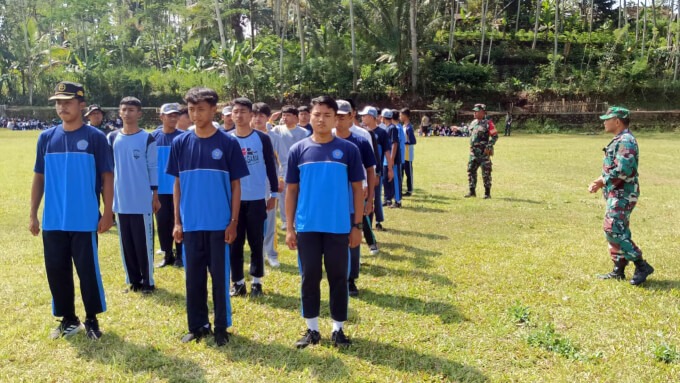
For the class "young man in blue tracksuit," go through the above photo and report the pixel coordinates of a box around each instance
[360,107,393,232]
[381,109,402,208]
[30,81,113,340]
[286,96,365,349]
[166,87,249,346]
[108,97,160,294]
[228,97,279,298]
[151,103,185,268]
[399,108,417,196]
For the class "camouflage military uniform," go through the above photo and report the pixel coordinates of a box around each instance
[601,129,642,262]
[467,117,498,191]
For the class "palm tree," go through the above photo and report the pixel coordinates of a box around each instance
[410,0,418,90]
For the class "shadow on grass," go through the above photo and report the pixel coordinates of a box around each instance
[219,334,349,381]
[69,331,206,383]
[356,289,466,324]
[379,227,449,240]
[349,338,487,382]
[147,287,186,308]
[641,279,680,291]
[250,291,359,320]
[361,263,454,287]
[402,205,447,213]
[498,197,543,204]
[379,242,441,269]
[407,191,457,204]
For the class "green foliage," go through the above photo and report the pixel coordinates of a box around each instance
[507,302,531,325]
[527,323,581,359]
[428,96,462,125]
[652,340,680,363]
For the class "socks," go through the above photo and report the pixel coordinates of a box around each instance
[252,277,262,284]
[332,320,344,332]
[236,278,245,285]
[305,317,319,332]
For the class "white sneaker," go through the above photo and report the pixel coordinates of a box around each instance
[267,256,280,268]
[156,250,165,256]
[369,244,379,256]
[280,222,287,230]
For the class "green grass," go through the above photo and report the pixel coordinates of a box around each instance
[1,129,680,382]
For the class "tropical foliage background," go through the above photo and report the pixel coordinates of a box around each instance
[2,0,680,107]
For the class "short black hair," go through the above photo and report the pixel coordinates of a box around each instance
[253,102,272,117]
[232,97,253,110]
[119,96,142,108]
[619,117,630,126]
[178,105,188,116]
[297,105,310,113]
[310,95,338,114]
[281,105,299,116]
[346,98,357,111]
[400,108,411,118]
[184,87,219,106]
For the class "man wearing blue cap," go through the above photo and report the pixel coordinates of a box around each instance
[360,106,393,232]
[30,81,113,340]
[152,103,185,268]
[381,109,402,208]
[589,106,654,285]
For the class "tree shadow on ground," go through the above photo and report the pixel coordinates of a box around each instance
[348,338,487,382]
[355,289,466,324]
[68,331,206,383]
[497,197,543,204]
[249,291,359,320]
[379,227,448,240]
[218,334,349,381]
[361,263,454,287]
[408,191,457,204]
[146,287,186,309]
[641,279,680,292]
[402,204,447,213]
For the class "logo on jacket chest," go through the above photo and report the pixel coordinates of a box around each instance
[212,148,223,160]
[241,147,259,165]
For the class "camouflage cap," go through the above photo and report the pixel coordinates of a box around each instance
[472,103,486,111]
[599,106,630,120]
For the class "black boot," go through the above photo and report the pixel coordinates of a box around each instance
[464,188,476,198]
[156,252,175,268]
[598,258,628,280]
[483,187,491,199]
[630,258,654,286]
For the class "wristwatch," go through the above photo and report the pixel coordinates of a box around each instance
[352,222,363,230]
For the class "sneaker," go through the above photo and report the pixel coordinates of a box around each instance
[267,255,280,268]
[250,283,264,298]
[403,191,412,197]
[181,326,212,343]
[214,329,229,346]
[230,282,247,297]
[369,244,379,256]
[156,258,175,268]
[126,283,143,293]
[630,260,654,286]
[348,279,359,297]
[464,192,476,198]
[382,200,392,207]
[295,329,321,349]
[389,202,402,208]
[84,318,102,340]
[141,285,156,294]
[156,250,165,256]
[173,258,184,268]
[375,223,386,232]
[483,194,491,199]
[50,318,84,339]
[331,329,351,347]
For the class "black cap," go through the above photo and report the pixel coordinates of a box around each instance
[85,104,103,117]
[49,81,85,101]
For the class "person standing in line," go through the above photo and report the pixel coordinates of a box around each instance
[335,100,376,297]
[399,108,417,196]
[465,103,498,199]
[167,87,249,346]
[108,97,160,293]
[589,106,654,285]
[30,81,113,340]
[298,105,313,133]
[221,106,235,132]
[252,102,283,267]
[382,109,402,208]
[228,98,279,298]
[152,103,185,268]
[504,112,512,136]
[85,104,114,135]
[176,106,191,131]
[286,96,364,349]
[360,106,393,232]
[270,105,308,230]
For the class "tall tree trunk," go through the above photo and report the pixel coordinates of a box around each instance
[214,0,227,52]
[532,0,541,49]
[296,0,305,65]
[250,0,256,49]
[349,0,358,90]
[642,0,647,56]
[515,0,521,33]
[635,0,640,44]
[479,0,488,63]
[448,0,459,60]
[666,0,674,48]
[651,0,657,28]
[553,0,559,79]
[279,1,288,99]
[675,0,680,80]
[410,0,418,90]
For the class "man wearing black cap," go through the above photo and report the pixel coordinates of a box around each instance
[30,81,113,340]
[465,103,498,199]
[85,104,113,135]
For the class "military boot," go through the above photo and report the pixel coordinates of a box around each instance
[464,188,476,198]
[597,258,628,280]
[630,258,654,286]
[483,187,491,199]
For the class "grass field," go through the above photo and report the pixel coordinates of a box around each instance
[1,129,680,382]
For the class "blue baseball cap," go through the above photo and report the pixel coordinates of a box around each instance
[337,100,352,115]
[381,109,393,119]
[160,103,181,115]
[358,106,378,118]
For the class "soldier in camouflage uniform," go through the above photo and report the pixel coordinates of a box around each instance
[588,106,654,286]
[465,104,498,199]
